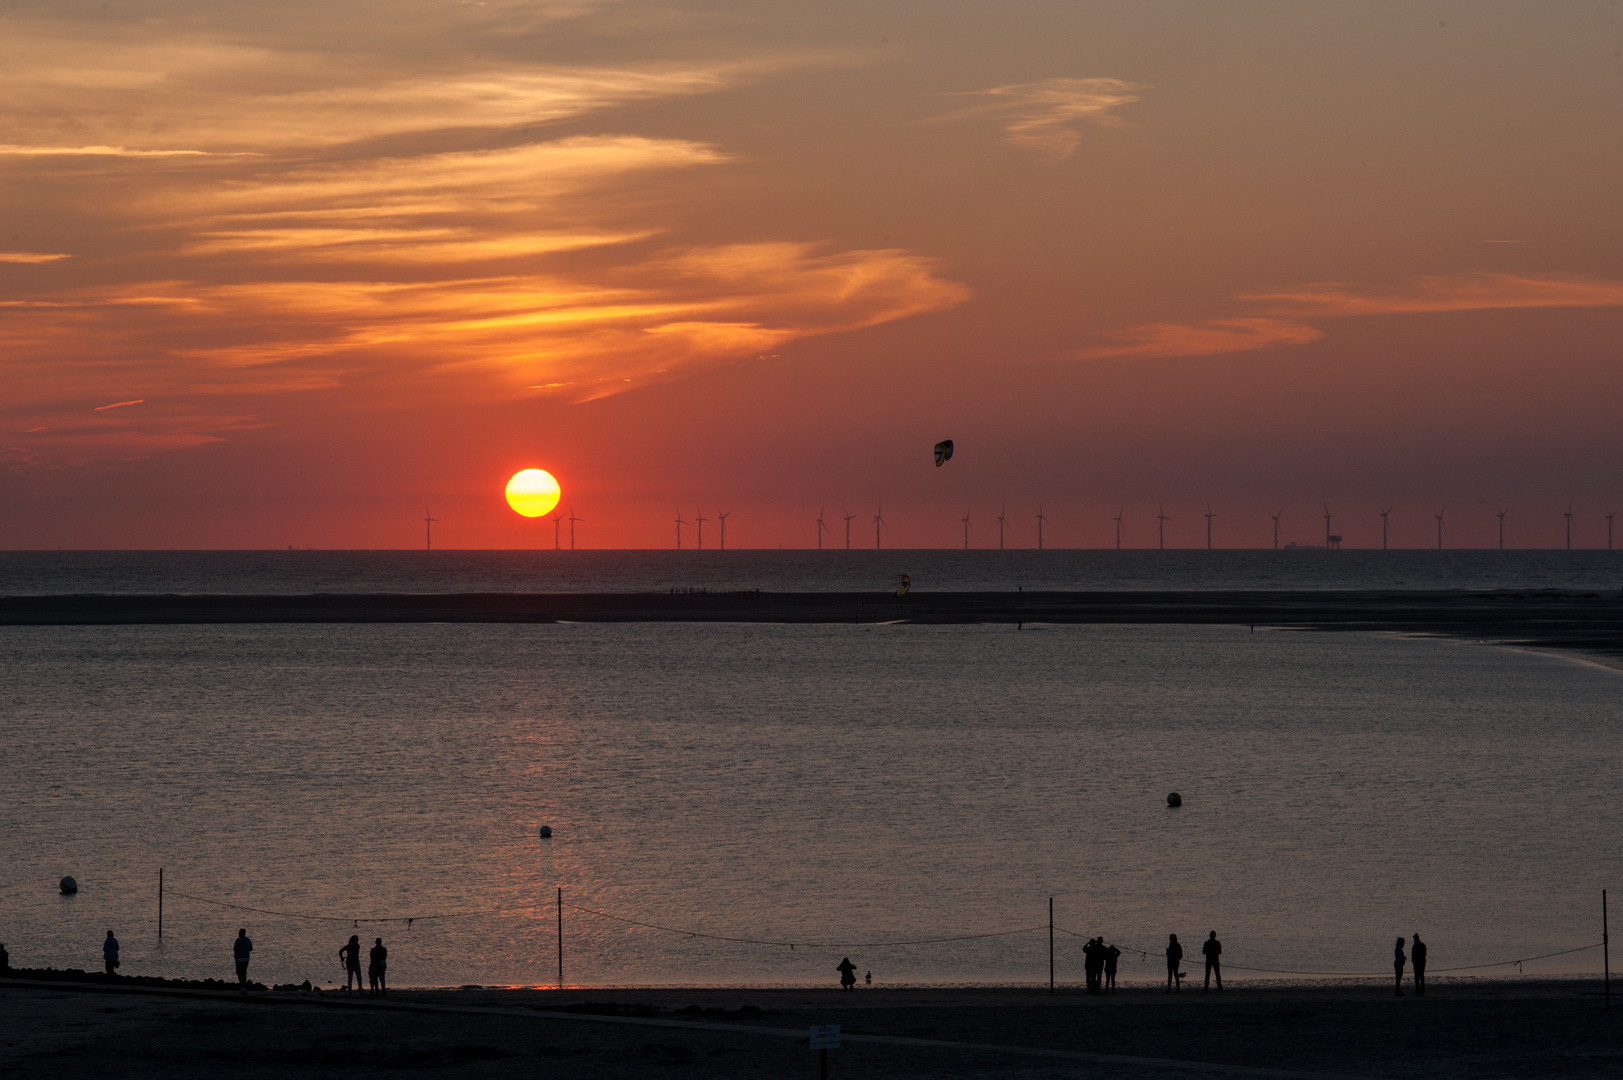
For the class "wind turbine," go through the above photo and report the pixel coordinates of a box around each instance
[550,510,563,550]
[1564,504,1574,550]
[1035,502,1048,551]
[816,505,827,550]
[1322,503,1333,548]
[961,505,972,550]
[1379,506,1392,551]
[843,507,856,550]
[674,509,688,550]
[694,508,708,550]
[1204,505,1217,550]
[1496,508,1506,551]
[874,503,886,550]
[1269,509,1282,551]
[1435,507,1445,550]
[567,505,581,550]
[1607,509,1616,551]
[1157,503,1170,550]
[717,508,731,551]
[1113,507,1124,550]
[424,507,437,552]
[996,504,1008,550]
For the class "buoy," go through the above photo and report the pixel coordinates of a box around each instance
[59,876,78,894]
[539,826,552,839]
[1166,793,1182,808]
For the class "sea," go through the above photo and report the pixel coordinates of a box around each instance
[2,551,1619,989]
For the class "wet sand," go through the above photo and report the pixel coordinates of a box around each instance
[4,977,1618,1078]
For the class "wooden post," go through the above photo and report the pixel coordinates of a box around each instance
[557,887,563,987]
[1049,898,1054,995]
[819,1048,828,1080]
[158,868,163,940]
[1604,889,1611,1011]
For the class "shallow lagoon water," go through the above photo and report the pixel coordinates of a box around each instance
[1,622,1618,988]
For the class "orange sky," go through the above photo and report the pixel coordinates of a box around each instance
[4,1,1623,549]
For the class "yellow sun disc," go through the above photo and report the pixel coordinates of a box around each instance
[505,468,561,517]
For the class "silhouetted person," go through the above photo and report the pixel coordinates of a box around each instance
[1104,942,1121,993]
[103,930,120,976]
[1202,931,1222,992]
[865,970,871,986]
[369,938,388,997]
[836,957,857,991]
[233,929,253,993]
[1083,937,1104,993]
[340,935,363,992]
[1165,934,1183,992]
[1392,937,1406,996]
[1411,934,1427,996]
[0,943,8,973]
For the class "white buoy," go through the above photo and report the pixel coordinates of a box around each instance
[59,876,78,894]
[1166,793,1182,808]
[539,826,552,839]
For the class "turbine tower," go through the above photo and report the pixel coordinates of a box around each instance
[674,509,687,550]
[816,505,827,550]
[424,507,437,551]
[1035,502,1048,551]
[717,508,731,551]
[1496,508,1506,551]
[1113,507,1124,550]
[1435,508,1445,551]
[567,505,581,550]
[1379,506,1392,551]
[1269,509,1282,551]
[1607,509,1616,552]
[1322,503,1333,548]
[694,508,708,550]
[997,504,1008,550]
[1204,505,1216,550]
[874,503,886,550]
[1564,504,1574,550]
[962,505,971,550]
[551,510,563,550]
[843,507,856,550]
[1157,503,1170,550]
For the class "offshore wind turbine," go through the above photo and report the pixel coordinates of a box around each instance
[674,509,688,550]
[1035,502,1048,551]
[1379,506,1392,551]
[1269,509,1282,551]
[1435,507,1446,550]
[717,508,731,551]
[961,505,972,550]
[843,507,856,550]
[567,505,581,550]
[551,510,563,550]
[1157,503,1170,550]
[815,505,827,550]
[1496,508,1506,550]
[1607,509,1616,551]
[1204,505,1217,550]
[874,503,886,550]
[694,508,708,550]
[996,504,1008,550]
[1564,504,1575,550]
[1322,503,1333,548]
[424,507,437,551]
[1113,507,1124,550]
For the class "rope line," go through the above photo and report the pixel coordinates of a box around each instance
[563,901,1044,949]
[167,890,518,927]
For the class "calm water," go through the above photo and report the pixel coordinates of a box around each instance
[2,621,1617,988]
[2,548,1622,595]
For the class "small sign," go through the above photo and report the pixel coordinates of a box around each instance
[809,1024,841,1050]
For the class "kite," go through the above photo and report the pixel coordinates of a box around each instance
[934,439,954,467]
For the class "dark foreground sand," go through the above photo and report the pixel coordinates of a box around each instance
[3,979,1619,1079]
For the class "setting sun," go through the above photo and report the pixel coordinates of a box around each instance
[504,468,561,518]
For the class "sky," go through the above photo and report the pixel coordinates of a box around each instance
[4,0,1623,550]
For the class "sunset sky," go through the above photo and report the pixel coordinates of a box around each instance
[4,1,1623,549]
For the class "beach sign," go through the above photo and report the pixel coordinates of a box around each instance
[809,1025,841,1050]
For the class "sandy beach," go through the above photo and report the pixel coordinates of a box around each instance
[4,976,1618,1078]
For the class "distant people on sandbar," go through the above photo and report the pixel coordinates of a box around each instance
[340,935,364,992]
[369,938,388,997]
[1393,937,1406,996]
[865,970,872,986]
[1165,934,1183,992]
[1411,934,1427,996]
[836,957,857,991]
[1104,941,1121,993]
[1202,931,1222,992]
[103,930,120,976]
[233,929,253,994]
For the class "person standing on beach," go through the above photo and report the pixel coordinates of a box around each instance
[1392,937,1407,996]
[1202,931,1222,992]
[233,929,253,993]
[0,942,8,973]
[836,957,857,991]
[1083,938,1102,993]
[103,930,120,976]
[369,938,388,997]
[340,935,364,992]
[1165,934,1183,992]
[1104,941,1121,994]
[1411,934,1427,996]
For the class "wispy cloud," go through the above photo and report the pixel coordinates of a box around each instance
[1077,273,1623,361]
[939,77,1142,158]
[92,399,145,411]
[0,145,239,157]
[0,252,72,263]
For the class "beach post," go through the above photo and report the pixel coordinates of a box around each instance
[557,886,564,987]
[1049,898,1054,995]
[158,868,163,940]
[809,1025,839,1079]
[1604,889,1611,1011]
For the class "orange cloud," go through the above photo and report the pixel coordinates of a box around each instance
[0,252,73,263]
[939,77,1142,158]
[1073,318,1324,360]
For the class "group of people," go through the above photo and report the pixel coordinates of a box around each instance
[1394,934,1428,996]
[1163,931,1224,992]
[1081,937,1123,993]
[72,928,388,997]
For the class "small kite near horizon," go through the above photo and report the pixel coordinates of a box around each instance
[934,439,954,467]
